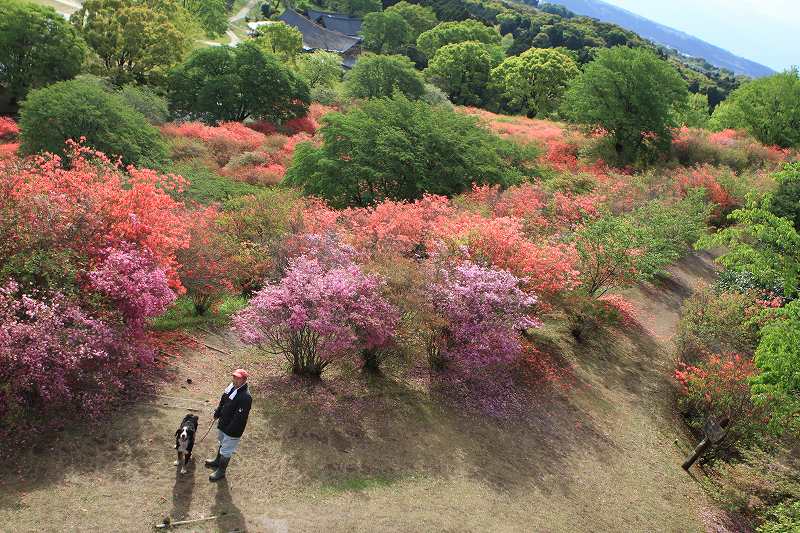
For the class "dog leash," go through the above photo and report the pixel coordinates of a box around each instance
[198,417,216,444]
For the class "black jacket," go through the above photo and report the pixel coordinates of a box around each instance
[214,383,252,438]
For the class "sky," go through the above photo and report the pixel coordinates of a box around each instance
[600,0,799,72]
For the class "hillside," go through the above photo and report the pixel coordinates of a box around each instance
[544,0,775,78]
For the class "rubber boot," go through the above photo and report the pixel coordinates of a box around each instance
[209,455,229,482]
[204,446,221,469]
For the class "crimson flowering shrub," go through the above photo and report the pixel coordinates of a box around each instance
[673,165,743,220]
[340,194,453,257]
[427,261,538,369]
[1,145,193,291]
[0,117,19,140]
[234,254,399,377]
[672,127,790,172]
[435,213,581,300]
[675,352,769,453]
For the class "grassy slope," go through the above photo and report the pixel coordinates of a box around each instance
[0,252,722,532]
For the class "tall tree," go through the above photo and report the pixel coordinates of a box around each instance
[284,94,525,207]
[561,46,688,164]
[182,0,228,38]
[424,41,497,106]
[0,1,86,106]
[71,0,191,85]
[416,20,502,60]
[254,22,303,63]
[19,77,168,166]
[490,48,579,117]
[710,69,800,148]
[168,42,309,124]
[345,54,425,100]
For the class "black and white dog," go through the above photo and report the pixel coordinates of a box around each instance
[174,414,199,474]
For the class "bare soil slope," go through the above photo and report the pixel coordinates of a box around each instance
[0,252,722,532]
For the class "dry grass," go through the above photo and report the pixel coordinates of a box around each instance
[0,254,725,532]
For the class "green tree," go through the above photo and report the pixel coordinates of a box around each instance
[416,20,502,60]
[345,54,425,100]
[386,1,437,37]
[752,300,800,437]
[561,46,689,164]
[182,0,228,38]
[168,42,309,124]
[698,194,800,299]
[0,0,86,105]
[19,78,168,166]
[673,92,710,128]
[710,69,800,148]
[119,84,170,124]
[361,11,413,55]
[71,0,191,85]
[424,41,496,106]
[575,191,710,296]
[284,94,525,207]
[254,22,303,63]
[330,0,381,16]
[294,51,342,88]
[490,48,579,117]
[770,163,800,231]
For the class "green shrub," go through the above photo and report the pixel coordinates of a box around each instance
[675,287,762,364]
[759,500,800,533]
[169,161,261,205]
[19,78,168,166]
[119,85,170,125]
[284,94,527,207]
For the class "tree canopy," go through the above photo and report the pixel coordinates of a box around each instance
[19,77,168,166]
[710,69,800,148]
[345,54,425,100]
[416,19,502,59]
[561,46,688,164]
[168,42,309,124]
[424,41,497,106]
[71,0,191,85]
[490,47,579,117]
[254,22,303,63]
[284,94,526,207]
[0,1,86,104]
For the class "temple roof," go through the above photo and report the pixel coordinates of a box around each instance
[278,9,361,53]
[306,9,363,37]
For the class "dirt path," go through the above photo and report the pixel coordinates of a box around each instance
[0,252,725,532]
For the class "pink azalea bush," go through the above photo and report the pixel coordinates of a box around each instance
[0,282,154,427]
[88,247,176,329]
[234,254,399,377]
[427,261,539,369]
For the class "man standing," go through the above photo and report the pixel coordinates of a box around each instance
[205,368,252,482]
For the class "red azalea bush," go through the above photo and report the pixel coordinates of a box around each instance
[675,352,769,453]
[672,127,790,171]
[0,117,19,140]
[673,165,742,221]
[0,144,221,432]
[1,143,192,291]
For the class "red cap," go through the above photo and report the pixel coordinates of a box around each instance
[232,368,249,379]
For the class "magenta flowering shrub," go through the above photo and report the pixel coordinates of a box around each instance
[428,262,538,369]
[0,282,152,427]
[88,247,176,329]
[234,255,399,377]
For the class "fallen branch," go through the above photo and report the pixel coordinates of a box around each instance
[155,515,218,529]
